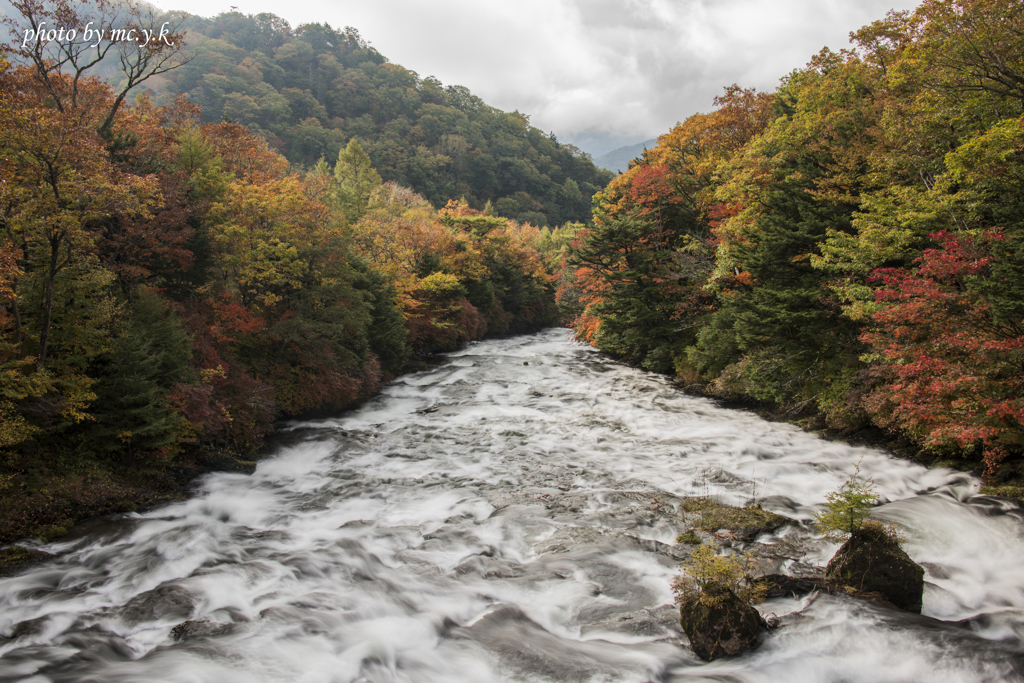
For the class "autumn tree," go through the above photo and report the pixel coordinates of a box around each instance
[566,86,772,374]
[862,230,1024,475]
[0,62,159,370]
[568,206,692,372]
[914,0,1024,105]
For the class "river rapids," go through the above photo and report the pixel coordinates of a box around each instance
[3,329,1024,682]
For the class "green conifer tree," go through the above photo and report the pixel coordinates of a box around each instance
[88,289,191,456]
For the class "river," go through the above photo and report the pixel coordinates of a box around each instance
[2,329,1024,682]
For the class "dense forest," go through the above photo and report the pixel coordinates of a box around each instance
[164,14,613,226]
[561,0,1024,480]
[0,0,581,539]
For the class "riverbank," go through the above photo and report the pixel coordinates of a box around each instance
[0,449,257,567]
[688,388,1024,503]
[0,349,450,567]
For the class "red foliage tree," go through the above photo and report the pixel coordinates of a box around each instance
[862,230,1024,475]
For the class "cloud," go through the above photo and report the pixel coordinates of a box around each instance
[155,0,922,155]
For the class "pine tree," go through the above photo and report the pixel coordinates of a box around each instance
[88,289,192,456]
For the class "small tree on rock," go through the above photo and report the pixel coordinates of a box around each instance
[815,463,879,542]
[673,544,768,661]
[815,462,903,544]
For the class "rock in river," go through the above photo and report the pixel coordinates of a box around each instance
[679,582,766,661]
[826,524,925,613]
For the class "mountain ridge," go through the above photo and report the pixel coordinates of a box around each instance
[594,138,658,174]
[163,12,614,227]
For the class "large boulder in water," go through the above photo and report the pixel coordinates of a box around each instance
[679,583,765,661]
[825,525,925,613]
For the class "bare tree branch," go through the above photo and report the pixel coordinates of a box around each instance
[1,0,192,133]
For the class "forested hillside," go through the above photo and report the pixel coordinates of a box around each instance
[563,0,1024,480]
[164,13,612,227]
[0,0,567,540]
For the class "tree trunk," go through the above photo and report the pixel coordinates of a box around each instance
[11,276,23,353]
[37,233,63,369]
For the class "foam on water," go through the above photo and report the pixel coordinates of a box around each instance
[1,329,1022,682]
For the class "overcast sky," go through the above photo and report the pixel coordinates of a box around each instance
[149,0,922,156]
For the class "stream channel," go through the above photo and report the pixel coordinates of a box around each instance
[3,329,1024,682]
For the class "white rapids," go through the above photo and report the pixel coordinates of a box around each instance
[2,329,1024,682]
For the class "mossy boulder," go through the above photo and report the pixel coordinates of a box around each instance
[681,498,790,542]
[825,525,925,613]
[979,485,1024,505]
[679,582,766,661]
[676,530,702,545]
[0,546,53,576]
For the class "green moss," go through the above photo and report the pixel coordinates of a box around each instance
[684,499,789,540]
[681,498,717,514]
[34,519,74,542]
[980,485,1024,504]
[677,530,702,545]
[0,546,32,569]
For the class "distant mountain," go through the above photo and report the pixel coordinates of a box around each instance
[594,139,658,174]
[164,12,613,227]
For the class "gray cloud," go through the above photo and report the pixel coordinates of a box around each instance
[156,0,921,155]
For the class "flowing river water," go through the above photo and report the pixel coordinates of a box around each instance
[3,329,1024,682]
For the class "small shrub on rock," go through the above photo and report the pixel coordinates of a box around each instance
[815,463,904,543]
[673,545,768,660]
[672,544,766,608]
[678,583,766,661]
